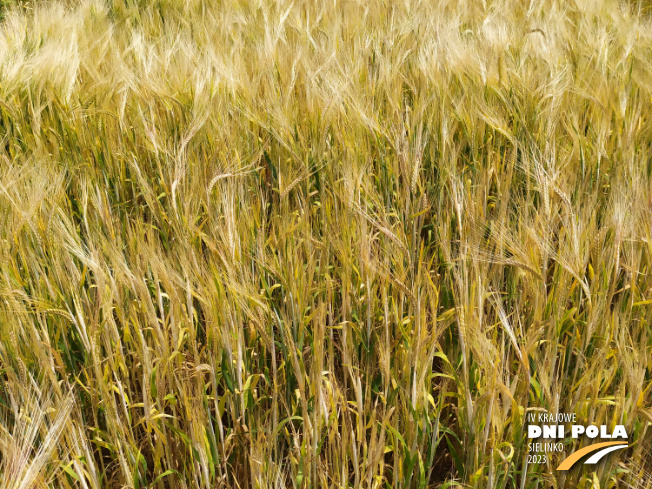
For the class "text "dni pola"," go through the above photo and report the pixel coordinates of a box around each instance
[526,412,628,439]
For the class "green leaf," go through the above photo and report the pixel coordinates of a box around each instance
[221,350,235,394]
[445,434,464,478]
[152,469,178,485]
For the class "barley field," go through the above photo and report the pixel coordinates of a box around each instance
[0,0,651,487]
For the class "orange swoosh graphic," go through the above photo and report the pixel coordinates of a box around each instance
[556,441,627,470]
